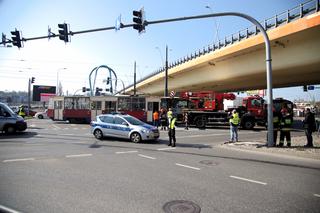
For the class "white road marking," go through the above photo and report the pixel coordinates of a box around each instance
[116,151,138,154]
[29,124,36,127]
[64,128,69,130]
[82,127,87,130]
[177,133,225,139]
[157,147,176,151]
[52,124,61,129]
[3,158,35,163]
[138,154,156,160]
[0,205,21,213]
[314,194,320,198]
[73,128,79,130]
[60,134,75,136]
[175,163,201,171]
[66,154,92,158]
[230,175,267,185]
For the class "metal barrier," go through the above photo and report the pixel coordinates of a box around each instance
[125,0,319,92]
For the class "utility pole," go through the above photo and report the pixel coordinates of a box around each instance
[165,45,168,97]
[134,61,137,96]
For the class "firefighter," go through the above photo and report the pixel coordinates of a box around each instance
[167,108,173,129]
[272,108,281,147]
[168,114,177,147]
[18,105,26,118]
[229,109,240,142]
[279,105,292,147]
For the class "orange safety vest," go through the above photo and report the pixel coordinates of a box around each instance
[153,111,159,120]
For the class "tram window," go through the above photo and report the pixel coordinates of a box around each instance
[118,97,130,111]
[78,97,90,109]
[147,102,153,111]
[105,101,116,112]
[54,101,63,109]
[91,101,101,110]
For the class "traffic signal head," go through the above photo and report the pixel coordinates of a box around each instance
[132,8,145,33]
[58,23,69,42]
[82,87,86,93]
[1,33,6,45]
[31,77,35,84]
[11,29,22,48]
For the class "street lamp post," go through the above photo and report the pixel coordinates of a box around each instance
[205,5,220,44]
[56,68,67,95]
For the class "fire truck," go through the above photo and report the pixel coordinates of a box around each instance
[161,91,293,129]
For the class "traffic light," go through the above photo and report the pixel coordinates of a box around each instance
[1,33,6,45]
[58,23,69,42]
[303,85,308,92]
[82,87,86,93]
[31,77,35,84]
[11,29,22,48]
[132,8,145,33]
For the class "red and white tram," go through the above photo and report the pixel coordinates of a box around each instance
[47,95,160,123]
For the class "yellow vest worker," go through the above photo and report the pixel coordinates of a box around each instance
[168,116,177,147]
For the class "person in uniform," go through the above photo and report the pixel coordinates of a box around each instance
[168,114,177,147]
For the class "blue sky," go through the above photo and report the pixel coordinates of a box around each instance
[0,0,319,101]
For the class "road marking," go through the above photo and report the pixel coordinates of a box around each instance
[314,194,320,198]
[52,124,61,129]
[175,163,201,170]
[29,124,36,127]
[138,154,156,160]
[66,154,92,158]
[73,128,79,130]
[82,127,87,130]
[60,134,75,136]
[3,158,35,163]
[0,205,21,213]
[157,147,176,151]
[230,175,267,185]
[116,151,138,154]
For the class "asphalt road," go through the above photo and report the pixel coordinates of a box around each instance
[0,119,319,213]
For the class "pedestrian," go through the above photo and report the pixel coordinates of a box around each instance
[167,107,173,129]
[303,108,316,147]
[184,111,189,130]
[18,105,26,118]
[160,108,167,131]
[229,109,240,142]
[168,114,177,147]
[153,110,159,128]
[272,108,281,147]
[279,105,292,147]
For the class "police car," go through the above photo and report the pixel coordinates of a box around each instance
[90,113,160,143]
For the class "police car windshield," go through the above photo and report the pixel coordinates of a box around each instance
[123,116,144,125]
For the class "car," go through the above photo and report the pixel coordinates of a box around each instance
[34,110,49,119]
[91,113,160,143]
[0,102,27,134]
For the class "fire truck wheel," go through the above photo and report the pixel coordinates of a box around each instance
[195,117,206,129]
[130,132,141,143]
[242,119,255,130]
[94,129,103,140]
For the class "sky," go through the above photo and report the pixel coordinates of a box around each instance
[0,0,319,101]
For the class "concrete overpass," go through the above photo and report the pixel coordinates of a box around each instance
[124,1,320,96]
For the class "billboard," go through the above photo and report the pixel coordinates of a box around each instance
[33,85,56,101]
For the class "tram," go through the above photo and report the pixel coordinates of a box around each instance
[47,95,160,123]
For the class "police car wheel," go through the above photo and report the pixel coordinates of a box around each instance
[5,126,16,134]
[38,115,43,119]
[94,129,103,140]
[130,132,141,143]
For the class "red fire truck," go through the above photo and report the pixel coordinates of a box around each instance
[161,91,293,129]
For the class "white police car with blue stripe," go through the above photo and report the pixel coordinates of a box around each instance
[91,113,160,143]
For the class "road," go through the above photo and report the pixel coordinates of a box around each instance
[0,119,319,213]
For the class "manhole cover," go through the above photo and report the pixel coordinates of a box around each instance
[199,160,219,166]
[163,200,201,213]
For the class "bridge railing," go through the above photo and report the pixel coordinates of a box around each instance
[124,0,319,92]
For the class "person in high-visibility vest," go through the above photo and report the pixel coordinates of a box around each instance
[167,108,173,129]
[229,109,240,142]
[279,105,292,147]
[272,109,281,146]
[18,105,26,118]
[168,114,177,147]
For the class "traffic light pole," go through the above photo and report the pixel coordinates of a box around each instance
[27,78,31,117]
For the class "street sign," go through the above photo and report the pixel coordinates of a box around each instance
[170,90,176,98]
[308,85,315,90]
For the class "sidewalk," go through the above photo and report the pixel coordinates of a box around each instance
[220,134,320,160]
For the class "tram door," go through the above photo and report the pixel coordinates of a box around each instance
[146,97,160,123]
[91,101,102,121]
[54,100,63,120]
